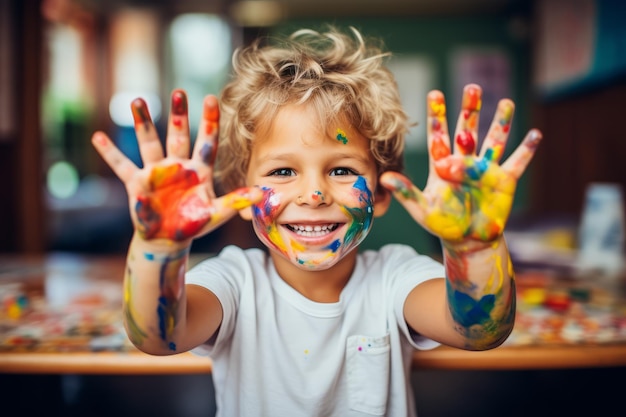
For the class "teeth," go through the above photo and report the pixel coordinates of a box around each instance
[288,223,338,237]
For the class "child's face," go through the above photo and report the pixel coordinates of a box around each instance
[242,104,390,271]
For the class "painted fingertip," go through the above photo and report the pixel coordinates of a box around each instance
[525,129,543,149]
[380,173,416,199]
[171,90,188,116]
[228,187,266,210]
[131,98,152,128]
[427,91,446,117]
[462,84,482,111]
[203,96,219,135]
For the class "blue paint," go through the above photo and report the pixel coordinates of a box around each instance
[446,280,495,327]
[199,142,214,165]
[326,239,341,252]
[157,296,167,341]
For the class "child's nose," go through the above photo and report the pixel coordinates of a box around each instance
[296,189,328,206]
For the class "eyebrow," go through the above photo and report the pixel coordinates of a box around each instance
[259,152,372,166]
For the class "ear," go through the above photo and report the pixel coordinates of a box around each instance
[373,186,392,217]
[239,205,253,221]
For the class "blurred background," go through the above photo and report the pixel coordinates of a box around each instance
[2,1,626,416]
[3,0,625,258]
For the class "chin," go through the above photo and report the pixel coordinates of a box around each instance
[264,243,345,271]
[292,252,342,271]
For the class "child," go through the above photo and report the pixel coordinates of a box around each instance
[91,26,542,417]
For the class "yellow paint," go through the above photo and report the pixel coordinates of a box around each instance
[268,225,287,252]
[289,238,305,252]
[424,211,468,241]
[430,101,446,117]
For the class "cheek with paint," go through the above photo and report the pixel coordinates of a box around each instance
[340,176,375,251]
[251,187,288,255]
[135,164,214,241]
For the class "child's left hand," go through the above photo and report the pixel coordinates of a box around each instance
[380,83,542,244]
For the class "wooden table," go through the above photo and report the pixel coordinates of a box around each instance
[2,252,626,374]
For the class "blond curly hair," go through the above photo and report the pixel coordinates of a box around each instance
[215,26,409,192]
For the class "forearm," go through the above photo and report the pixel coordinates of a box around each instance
[123,232,191,355]
[442,235,515,350]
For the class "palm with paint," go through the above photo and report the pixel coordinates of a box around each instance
[380,84,542,245]
[91,90,262,244]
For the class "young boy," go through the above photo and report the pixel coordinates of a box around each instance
[92,27,542,416]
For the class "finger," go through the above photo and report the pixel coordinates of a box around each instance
[426,90,452,178]
[91,131,139,183]
[131,97,164,164]
[166,89,191,158]
[379,171,427,221]
[453,84,482,156]
[380,171,469,241]
[192,95,219,169]
[479,99,515,163]
[500,129,543,180]
[198,186,265,234]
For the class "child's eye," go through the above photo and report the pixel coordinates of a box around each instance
[268,168,295,177]
[330,167,358,176]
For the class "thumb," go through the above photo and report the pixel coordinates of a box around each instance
[379,172,422,203]
[206,186,265,230]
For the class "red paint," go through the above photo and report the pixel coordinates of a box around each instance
[456,130,476,154]
[463,86,481,111]
[171,91,187,116]
[431,118,441,132]
[135,164,213,241]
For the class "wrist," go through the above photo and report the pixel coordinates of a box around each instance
[130,231,192,255]
[441,235,505,255]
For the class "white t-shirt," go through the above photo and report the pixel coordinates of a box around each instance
[186,244,444,417]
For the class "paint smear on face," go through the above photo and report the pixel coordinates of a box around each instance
[251,176,375,270]
[336,128,348,144]
[312,190,324,202]
[340,176,374,248]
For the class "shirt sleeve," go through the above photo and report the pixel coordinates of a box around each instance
[185,246,252,356]
[380,244,445,350]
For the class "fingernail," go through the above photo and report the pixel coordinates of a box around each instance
[171,90,187,116]
[131,98,152,130]
[462,85,482,111]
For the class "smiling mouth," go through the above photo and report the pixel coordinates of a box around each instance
[286,223,340,237]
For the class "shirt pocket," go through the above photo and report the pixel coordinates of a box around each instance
[346,334,391,415]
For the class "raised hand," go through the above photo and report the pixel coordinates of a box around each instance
[380,84,542,244]
[91,90,262,244]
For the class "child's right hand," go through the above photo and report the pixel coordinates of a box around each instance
[91,90,263,245]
